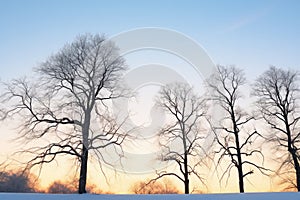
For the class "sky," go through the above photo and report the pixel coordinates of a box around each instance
[0,0,299,80]
[0,0,300,194]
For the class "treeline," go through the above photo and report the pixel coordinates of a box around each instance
[153,65,300,193]
[0,33,299,194]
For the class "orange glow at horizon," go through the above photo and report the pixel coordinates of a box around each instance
[0,146,289,194]
[0,117,294,194]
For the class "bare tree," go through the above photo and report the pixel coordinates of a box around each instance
[154,82,207,194]
[0,34,128,194]
[207,65,267,193]
[253,66,300,191]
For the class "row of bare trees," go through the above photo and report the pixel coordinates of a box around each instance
[153,65,299,193]
[0,33,299,194]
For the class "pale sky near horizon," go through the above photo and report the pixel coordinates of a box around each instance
[0,0,300,193]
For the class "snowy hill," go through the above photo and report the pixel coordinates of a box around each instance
[0,192,300,200]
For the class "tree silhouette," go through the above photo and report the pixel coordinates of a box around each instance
[154,82,208,194]
[207,65,268,193]
[0,34,129,193]
[253,66,300,191]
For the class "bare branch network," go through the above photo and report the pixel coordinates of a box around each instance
[0,33,299,194]
[1,34,130,194]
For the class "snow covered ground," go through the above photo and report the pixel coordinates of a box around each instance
[0,192,300,200]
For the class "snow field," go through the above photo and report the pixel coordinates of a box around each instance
[0,192,299,200]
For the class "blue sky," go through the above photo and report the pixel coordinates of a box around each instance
[0,0,299,82]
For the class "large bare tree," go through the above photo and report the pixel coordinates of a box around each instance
[253,66,300,191]
[0,34,128,193]
[207,65,267,193]
[154,82,207,194]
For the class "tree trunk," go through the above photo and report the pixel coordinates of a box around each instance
[184,152,189,194]
[235,131,244,193]
[237,158,244,193]
[184,177,189,194]
[285,115,300,192]
[231,107,244,193]
[78,109,91,194]
[288,129,300,191]
[78,145,88,194]
[235,133,244,193]
[290,150,300,191]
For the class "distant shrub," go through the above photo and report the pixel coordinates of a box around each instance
[0,170,37,193]
[131,179,180,194]
[47,181,76,194]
